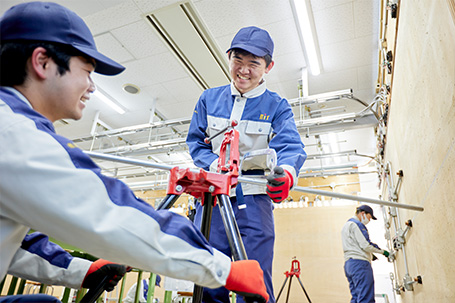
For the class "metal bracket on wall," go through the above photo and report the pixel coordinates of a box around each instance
[381,163,423,295]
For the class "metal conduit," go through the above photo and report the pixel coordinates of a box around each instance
[86,152,424,212]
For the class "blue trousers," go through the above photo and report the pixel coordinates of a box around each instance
[195,194,275,303]
[0,294,62,302]
[344,259,375,303]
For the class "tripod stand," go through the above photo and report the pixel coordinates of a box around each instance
[155,121,262,303]
[276,258,311,303]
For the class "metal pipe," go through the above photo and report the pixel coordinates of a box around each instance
[87,151,174,171]
[86,152,424,212]
[239,177,423,211]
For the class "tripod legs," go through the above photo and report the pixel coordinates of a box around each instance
[194,194,249,303]
[276,276,311,303]
[217,194,248,261]
[156,193,251,302]
[296,276,311,303]
[155,194,179,210]
[275,276,289,302]
[192,193,215,303]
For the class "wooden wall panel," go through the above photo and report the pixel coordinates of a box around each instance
[273,206,354,303]
[382,0,455,302]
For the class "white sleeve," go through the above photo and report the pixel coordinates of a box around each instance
[0,109,231,289]
[7,248,91,289]
[352,224,384,254]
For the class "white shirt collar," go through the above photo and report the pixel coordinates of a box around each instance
[230,79,267,98]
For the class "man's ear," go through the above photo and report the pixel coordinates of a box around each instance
[265,60,274,74]
[29,47,51,80]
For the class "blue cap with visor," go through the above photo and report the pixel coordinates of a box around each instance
[227,26,274,58]
[357,205,377,220]
[0,1,125,76]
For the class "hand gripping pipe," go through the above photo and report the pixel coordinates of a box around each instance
[85,152,424,212]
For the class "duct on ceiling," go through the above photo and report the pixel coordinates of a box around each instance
[145,1,230,90]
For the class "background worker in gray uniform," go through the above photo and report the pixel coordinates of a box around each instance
[0,2,268,303]
[187,26,307,303]
[341,205,390,303]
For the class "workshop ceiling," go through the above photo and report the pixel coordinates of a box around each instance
[1,0,381,190]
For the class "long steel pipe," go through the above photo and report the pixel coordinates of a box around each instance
[86,152,424,212]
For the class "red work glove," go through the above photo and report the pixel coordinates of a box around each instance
[82,259,127,291]
[225,260,269,303]
[266,166,293,203]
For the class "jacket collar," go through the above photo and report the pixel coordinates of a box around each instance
[230,80,267,98]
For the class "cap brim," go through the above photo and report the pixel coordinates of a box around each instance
[227,43,269,57]
[73,44,125,76]
[371,214,377,220]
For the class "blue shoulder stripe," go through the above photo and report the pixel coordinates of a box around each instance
[348,218,380,249]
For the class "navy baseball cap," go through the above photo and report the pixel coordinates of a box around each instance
[227,26,274,58]
[0,1,125,76]
[357,205,377,220]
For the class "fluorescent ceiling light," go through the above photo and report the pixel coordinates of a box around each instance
[145,1,230,90]
[291,0,322,76]
[93,90,126,114]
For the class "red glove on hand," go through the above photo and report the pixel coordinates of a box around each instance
[225,260,269,303]
[266,166,293,203]
[82,259,127,292]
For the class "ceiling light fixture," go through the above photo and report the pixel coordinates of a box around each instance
[291,0,322,76]
[145,1,230,90]
[93,90,126,114]
[123,84,140,94]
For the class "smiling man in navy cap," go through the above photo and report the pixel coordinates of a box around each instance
[341,205,390,303]
[0,3,269,303]
[186,26,307,303]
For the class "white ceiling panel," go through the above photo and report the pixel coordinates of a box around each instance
[133,0,182,14]
[83,0,142,35]
[94,32,135,63]
[111,20,169,59]
[141,84,177,107]
[354,0,380,37]
[120,53,187,87]
[357,64,378,91]
[313,2,356,46]
[263,19,303,57]
[268,52,306,84]
[320,34,378,73]
[310,0,353,12]
[194,0,295,38]
[308,68,358,95]
[159,101,197,120]
[161,77,204,106]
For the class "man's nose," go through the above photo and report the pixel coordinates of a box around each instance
[239,64,249,74]
[88,76,96,93]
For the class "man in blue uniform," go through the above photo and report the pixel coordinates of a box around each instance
[186,26,307,303]
[341,205,390,303]
[0,2,268,303]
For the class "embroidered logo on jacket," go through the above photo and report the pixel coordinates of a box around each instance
[259,114,270,120]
